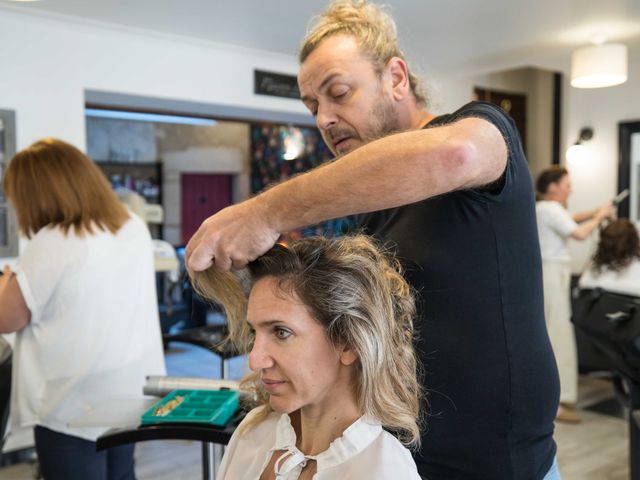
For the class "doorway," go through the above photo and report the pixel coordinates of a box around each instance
[180,173,232,245]
[475,87,527,155]
[473,67,562,180]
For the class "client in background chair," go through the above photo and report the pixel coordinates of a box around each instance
[191,235,422,479]
[579,219,640,297]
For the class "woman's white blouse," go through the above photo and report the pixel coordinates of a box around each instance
[579,259,640,297]
[217,408,421,479]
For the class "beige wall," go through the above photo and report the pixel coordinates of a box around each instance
[473,67,556,181]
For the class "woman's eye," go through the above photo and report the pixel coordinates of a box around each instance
[274,327,292,340]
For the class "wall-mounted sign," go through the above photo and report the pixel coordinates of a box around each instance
[254,70,300,99]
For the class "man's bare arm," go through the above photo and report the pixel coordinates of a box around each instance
[187,117,507,271]
[262,117,506,230]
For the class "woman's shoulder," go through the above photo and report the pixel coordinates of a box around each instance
[342,430,420,478]
[374,430,419,464]
[579,259,640,296]
[25,225,83,254]
[536,200,565,215]
[117,213,149,237]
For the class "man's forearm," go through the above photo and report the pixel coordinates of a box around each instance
[260,118,507,233]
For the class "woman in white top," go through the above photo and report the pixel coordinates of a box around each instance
[535,165,614,423]
[192,235,422,479]
[0,139,165,480]
[579,219,640,297]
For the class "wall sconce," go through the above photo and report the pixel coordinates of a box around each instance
[566,127,593,165]
[571,42,628,88]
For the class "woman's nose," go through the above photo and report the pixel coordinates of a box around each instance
[248,336,274,371]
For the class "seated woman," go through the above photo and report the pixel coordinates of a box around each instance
[191,235,422,479]
[579,219,640,297]
[0,138,166,480]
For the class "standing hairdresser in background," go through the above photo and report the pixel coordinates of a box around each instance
[187,2,561,478]
[536,165,614,423]
[0,139,166,480]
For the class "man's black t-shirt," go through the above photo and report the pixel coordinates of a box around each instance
[358,102,559,479]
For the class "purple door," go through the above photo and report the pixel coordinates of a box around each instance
[181,173,232,245]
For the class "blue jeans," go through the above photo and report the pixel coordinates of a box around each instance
[543,456,562,480]
[34,425,136,480]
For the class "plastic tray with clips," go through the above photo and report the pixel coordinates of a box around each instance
[140,389,239,427]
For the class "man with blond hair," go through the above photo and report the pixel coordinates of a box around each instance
[187,1,560,478]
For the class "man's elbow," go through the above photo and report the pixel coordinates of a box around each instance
[447,140,504,188]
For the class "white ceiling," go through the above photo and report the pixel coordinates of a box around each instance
[3,0,640,74]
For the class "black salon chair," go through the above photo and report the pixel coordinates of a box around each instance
[162,277,241,378]
[572,287,640,480]
[0,338,12,456]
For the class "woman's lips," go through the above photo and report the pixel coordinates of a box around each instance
[262,378,286,391]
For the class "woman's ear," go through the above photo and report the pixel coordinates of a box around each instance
[339,345,359,366]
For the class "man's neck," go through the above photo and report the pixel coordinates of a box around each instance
[408,107,435,130]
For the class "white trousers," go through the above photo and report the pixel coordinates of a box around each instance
[542,260,578,404]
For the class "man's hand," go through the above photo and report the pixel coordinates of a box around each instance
[186,198,280,272]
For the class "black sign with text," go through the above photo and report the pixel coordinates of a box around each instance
[254,70,300,99]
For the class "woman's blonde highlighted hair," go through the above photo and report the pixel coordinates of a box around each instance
[191,235,423,448]
[3,138,129,238]
[299,0,427,106]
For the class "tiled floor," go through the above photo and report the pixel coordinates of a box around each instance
[0,348,630,480]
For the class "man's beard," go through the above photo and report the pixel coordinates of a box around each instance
[363,92,402,143]
[325,90,402,158]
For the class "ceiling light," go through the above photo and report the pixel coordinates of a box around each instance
[571,43,628,88]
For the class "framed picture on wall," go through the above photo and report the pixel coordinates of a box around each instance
[0,109,19,257]
[618,120,640,224]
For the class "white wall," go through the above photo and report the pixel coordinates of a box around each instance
[0,8,307,150]
[565,44,640,272]
[431,43,640,274]
[0,6,309,453]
